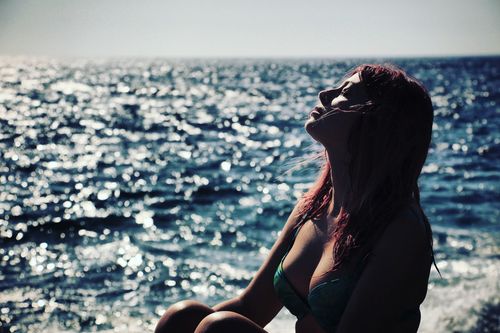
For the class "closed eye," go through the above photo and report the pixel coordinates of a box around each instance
[341,88,351,97]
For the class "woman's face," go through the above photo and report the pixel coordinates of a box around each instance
[305,72,371,153]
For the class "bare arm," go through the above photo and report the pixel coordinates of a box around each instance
[336,213,432,333]
[212,202,305,327]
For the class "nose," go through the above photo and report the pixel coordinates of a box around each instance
[318,88,341,108]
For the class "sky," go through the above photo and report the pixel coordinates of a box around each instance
[0,0,499,58]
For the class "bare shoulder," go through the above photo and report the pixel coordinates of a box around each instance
[373,203,430,257]
[336,203,432,332]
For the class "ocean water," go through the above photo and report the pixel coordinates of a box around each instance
[0,56,498,333]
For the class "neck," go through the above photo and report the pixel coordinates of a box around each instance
[325,148,351,220]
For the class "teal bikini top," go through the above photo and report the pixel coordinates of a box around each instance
[273,220,367,333]
[273,206,423,332]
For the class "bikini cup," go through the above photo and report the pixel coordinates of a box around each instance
[273,221,367,332]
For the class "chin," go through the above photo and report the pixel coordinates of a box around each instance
[304,116,326,143]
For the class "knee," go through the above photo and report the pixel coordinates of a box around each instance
[165,299,211,316]
[194,311,245,333]
[155,300,214,333]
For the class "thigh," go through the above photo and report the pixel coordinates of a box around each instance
[155,300,214,333]
[195,311,269,333]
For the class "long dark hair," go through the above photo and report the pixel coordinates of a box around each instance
[297,64,438,272]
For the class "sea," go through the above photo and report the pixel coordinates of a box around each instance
[0,56,498,333]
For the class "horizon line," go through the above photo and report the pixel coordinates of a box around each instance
[1,52,499,61]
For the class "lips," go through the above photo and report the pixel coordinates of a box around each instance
[309,105,326,119]
[310,110,321,119]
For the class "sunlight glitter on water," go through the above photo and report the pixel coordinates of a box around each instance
[0,57,498,332]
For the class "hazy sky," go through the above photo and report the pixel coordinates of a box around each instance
[1,0,499,58]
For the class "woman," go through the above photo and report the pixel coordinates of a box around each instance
[155,64,437,333]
